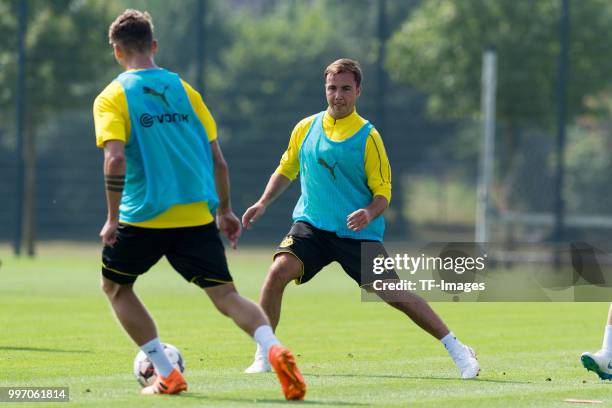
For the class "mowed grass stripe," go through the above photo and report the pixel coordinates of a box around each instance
[0,244,610,407]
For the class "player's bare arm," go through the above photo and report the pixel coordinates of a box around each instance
[242,173,292,229]
[211,140,241,249]
[100,140,126,246]
[347,195,388,232]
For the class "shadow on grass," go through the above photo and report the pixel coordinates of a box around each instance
[307,373,531,384]
[180,393,368,406]
[0,346,91,353]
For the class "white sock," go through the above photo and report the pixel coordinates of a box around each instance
[441,332,463,359]
[140,338,173,377]
[603,325,612,354]
[253,325,281,357]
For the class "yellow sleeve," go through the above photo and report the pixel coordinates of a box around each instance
[364,129,392,203]
[93,80,129,148]
[181,80,217,142]
[274,115,316,180]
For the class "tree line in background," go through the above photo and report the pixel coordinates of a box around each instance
[2,0,612,247]
[387,0,612,217]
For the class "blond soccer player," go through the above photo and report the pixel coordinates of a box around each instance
[93,9,305,399]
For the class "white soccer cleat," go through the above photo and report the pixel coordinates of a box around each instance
[581,350,612,380]
[454,345,480,379]
[244,348,271,374]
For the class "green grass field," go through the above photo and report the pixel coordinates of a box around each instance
[0,243,610,407]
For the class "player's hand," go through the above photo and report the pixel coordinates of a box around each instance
[100,219,119,247]
[347,208,372,232]
[242,202,266,230]
[216,209,242,249]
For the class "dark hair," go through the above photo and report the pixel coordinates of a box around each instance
[108,9,154,54]
[324,58,362,87]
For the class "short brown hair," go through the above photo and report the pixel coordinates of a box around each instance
[108,9,154,54]
[324,58,362,87]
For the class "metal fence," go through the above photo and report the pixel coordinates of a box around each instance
[3,0,612,256]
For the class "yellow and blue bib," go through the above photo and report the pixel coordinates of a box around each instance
[292,111,385,241]
[116,68,218,222]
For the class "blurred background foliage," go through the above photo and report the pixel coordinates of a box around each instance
[2,0,612,246]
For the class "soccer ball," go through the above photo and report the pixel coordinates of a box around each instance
[133,343,185,387]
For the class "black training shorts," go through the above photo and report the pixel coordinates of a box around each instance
[274,221,389,287]
[102,222,232,288]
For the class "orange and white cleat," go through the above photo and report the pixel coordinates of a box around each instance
[268,345,306,400]
[141,368,188,395]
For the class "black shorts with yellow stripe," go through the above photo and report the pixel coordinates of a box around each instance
[274,221,388,287]
[102,222,232,288]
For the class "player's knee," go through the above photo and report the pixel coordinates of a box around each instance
[205,283,238,317]
[101,277,131,300]
[266,255,301,287]
[212,294,233,317]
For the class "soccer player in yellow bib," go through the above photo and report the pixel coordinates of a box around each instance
[93,9,305,399]
[242,58,480,379]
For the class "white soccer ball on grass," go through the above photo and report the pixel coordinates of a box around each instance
[133,343,185,387]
